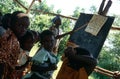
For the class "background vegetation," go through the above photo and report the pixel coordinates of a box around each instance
[0,0,120,79]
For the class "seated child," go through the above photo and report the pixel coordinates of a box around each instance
[56,45,97,79]
[23,30,58,79]
[65,47,97,75]
[18,30,35,66]
[16,30,37,78]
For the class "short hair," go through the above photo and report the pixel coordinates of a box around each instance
[31,30,40,43]
[40,30,54,43]
[1,13,12,29]
[52,15,61,24]
[20,30,34,49]
[75,47,92,56]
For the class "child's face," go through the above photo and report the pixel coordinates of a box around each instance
[42,35,55,52]
[55,19,61,26]
[24,38,34,51]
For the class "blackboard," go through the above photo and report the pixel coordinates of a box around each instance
[69,13,115,58]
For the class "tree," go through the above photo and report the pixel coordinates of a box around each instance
[90,14,120,78]
[56,9,62,14]
[89,5,97,14]
[72,6,85,18]
[0,0,28,14]
[1,1,120,79]
[112,14,120,26]
[37,0,54,13]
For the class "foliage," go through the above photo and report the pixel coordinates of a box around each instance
[72,7,85,18]
[38,0,54,13]
[89,5,97,14]
[112,14,120,26]
[1,0,120,79]
[0,0,26,14]
[57,18,74,56]
[56,9,62,14]
[87,5,120,79]
[29,14,52,32]
[90,31,120,79]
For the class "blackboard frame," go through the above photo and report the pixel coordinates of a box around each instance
[69,13,115,58]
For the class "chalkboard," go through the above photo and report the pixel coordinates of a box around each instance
[69,13,115,58]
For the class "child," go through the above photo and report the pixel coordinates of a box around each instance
[16,30,37,79]
[0,11,30,79]
[23,30,58,79]
[65,47,97,75]
[56,45,97,79]
[17,30,35,66]
[49,15,62,55]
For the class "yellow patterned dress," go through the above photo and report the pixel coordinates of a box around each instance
[0,28,20,79]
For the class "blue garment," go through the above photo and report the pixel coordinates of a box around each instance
[0,26,6,36]
[23,47,57,79]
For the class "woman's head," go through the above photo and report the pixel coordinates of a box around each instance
[10,11,30,39]
[40,30,55,52]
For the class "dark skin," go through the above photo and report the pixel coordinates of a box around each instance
[23,38,34,51]
[55,30,74,39]
[11,14,30,70]
[51,17,74,39]
[31,63,57,73]
[0,12,30,79]
[64,47,97,76]
[31,35,57,72]
[11,17,30,40]
[54,18,61,27]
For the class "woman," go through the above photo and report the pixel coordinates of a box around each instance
[0,11,30,79]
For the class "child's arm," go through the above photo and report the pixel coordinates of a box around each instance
[15,57,32,70]
[65,47,97,65]
[64,47,97,75]
[55,30,73,39]
[31,63,57,72]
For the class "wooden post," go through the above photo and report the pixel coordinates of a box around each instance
[13,0,28,10]
[26,0,35,14]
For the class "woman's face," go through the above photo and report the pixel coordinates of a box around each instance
[14,17,30,38]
